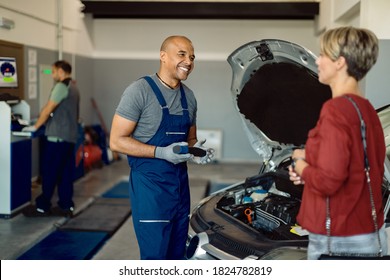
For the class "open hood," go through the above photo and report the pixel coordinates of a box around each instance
[227,39,332,161]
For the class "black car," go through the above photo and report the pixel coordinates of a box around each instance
[186,39,390,260]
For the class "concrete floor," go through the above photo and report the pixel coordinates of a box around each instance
[0,159,261,260]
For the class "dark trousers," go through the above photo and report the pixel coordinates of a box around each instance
[35,139,75,211]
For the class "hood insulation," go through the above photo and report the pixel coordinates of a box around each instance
[237,62,331,146]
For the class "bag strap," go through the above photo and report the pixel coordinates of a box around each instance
[325,95,382,257]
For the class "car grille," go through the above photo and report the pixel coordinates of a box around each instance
[211,233,262,259]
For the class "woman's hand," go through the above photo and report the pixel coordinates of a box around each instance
[292,149,306,162]
[289,148,307,185]
[288,165,305,185]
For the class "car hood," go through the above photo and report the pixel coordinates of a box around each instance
[227,39,332,161]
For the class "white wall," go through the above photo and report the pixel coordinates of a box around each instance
[2,0,389,60]
[93,19,318,61]
[360,0,390,39]
[317,0,390,38]
[0,0,93,56]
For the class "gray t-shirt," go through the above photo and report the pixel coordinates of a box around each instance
[116,74,197,143]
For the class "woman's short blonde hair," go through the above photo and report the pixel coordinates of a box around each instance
[320,26,379,81]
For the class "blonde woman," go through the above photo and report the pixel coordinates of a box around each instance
[289,26,388,260]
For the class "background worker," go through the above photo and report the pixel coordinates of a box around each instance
[23,60,80,218]
[110,35,214,259]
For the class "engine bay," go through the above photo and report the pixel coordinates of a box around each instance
[216,173,306,240]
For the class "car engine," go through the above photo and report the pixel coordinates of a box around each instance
[216,173,305,241]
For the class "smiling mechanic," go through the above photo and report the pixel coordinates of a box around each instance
[110,35,214,260]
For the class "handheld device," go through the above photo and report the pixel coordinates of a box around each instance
[173,145,207,157]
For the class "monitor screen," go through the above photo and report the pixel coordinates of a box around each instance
[0,57,18,88]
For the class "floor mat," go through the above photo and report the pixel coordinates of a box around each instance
[102,180,129,198]
[59,197,131,235]
[17,231,108,260]
[17,186,131,260]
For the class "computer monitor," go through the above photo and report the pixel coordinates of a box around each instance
[0,57,18,88]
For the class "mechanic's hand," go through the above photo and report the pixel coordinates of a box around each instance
[22,125,37,132]
[190,139,215,165]
[155,142,192,164]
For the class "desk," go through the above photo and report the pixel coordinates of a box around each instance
[0,101,31,218]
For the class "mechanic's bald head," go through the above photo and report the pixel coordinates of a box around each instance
[160,36,193,52]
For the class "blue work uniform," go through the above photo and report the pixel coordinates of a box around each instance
[127,76,191,260]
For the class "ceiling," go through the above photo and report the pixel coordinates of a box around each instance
[80,1,320,20]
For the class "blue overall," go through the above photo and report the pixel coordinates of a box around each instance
[127,76,191,260]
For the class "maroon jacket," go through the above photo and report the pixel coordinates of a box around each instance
[299,94,385,236]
